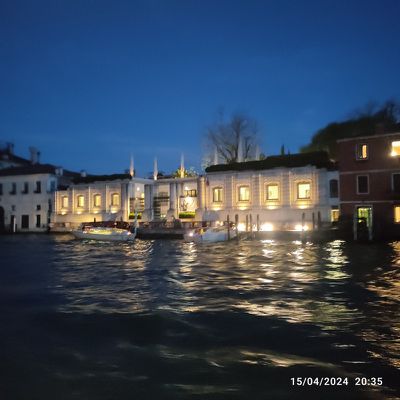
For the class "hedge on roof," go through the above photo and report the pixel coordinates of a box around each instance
[205,151,335,173]
[72,173,132,184]
[179,211,195,219]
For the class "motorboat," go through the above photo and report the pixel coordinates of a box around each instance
[72,221,136,242]
[184,226,237,243]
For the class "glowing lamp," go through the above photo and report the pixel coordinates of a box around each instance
[294,224,308,232]
[237,222,246,232]
[260,223,274,231]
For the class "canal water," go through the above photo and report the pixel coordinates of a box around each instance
[0,235,399,400]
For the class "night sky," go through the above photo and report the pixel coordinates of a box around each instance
[1,0,399,176]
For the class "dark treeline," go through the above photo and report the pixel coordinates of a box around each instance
[301,100,400,159]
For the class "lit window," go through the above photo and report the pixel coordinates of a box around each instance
[61,196,68,208]
[111,193,120,206]
[357,175,369,194]
[297,182,311,199]
[77,195,85,208]
[238,186,250,201]
[93,194,101,207]
[391,141,400,157]
[213,187,223,202]
[356,143,368,160]
[331,207,339,222]
[394,206,400,223]
[266,183,279,200]
[184,189,197,197]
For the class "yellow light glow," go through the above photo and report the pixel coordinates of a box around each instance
[297,204,310,209]
[294,224,309,232]
[61,211,67,216]
[391,141,400,156]
[237,222,246,232]
[260,223,274,231]
[394,206,400,223]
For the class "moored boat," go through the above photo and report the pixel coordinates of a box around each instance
[72,221,136,242]
[184,225,237,243]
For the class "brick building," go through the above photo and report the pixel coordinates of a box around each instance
[338,132,400,239]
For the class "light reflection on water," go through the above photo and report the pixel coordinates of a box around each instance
[3,234,399,398]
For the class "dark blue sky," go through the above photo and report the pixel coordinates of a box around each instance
[1,0,399,176]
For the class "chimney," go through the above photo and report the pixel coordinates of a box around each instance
[180,153,185,178]
[29,147,40,164]
[237,137,244,162]
[153,157,158,180]
[6,142,14,155]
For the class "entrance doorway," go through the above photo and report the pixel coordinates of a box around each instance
[356,206,373,240]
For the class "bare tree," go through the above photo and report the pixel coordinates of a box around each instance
[204,110,260,165]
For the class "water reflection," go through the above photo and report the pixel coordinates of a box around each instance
[50,236,400,372]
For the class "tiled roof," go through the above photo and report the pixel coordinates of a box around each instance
[205,151,336,173]
[0,164,79,177]
[0,149,31,166]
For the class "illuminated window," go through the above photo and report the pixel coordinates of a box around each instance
[297,182,311,199]
[93,194,101,207]
[391,141,400,157]
[184,189,197,197]
[111,193,120,206]
[357,175,369,194]
[356,143,368,160]
[331,206,339,222]
[77,195,85,208]
[61,196,68,208]
[266,183,279,200]
[213,187,223,202]
[238,186,250,201]
[394,206,400,223]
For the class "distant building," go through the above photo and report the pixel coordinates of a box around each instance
[0,142,31,169]
[52,174,151,230]
[0,154,78,232]
[338,132,400,239]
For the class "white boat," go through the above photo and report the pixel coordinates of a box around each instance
[72,221,136,242]
[184,226,237,243]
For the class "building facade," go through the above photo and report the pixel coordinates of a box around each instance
[0,165,75,232]
[338,132,400,239]
[52,175,151,230]
[138,151,339,231]
[198,152,339,230]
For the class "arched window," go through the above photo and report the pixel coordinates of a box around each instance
[238,185,250,202]
[212,187,223,202]
[61,196,68,208]
[111,193,120,206]
[93,194,101,207]
[77,195,85,208]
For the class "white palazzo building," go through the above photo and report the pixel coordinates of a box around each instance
[52,151,339,231]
